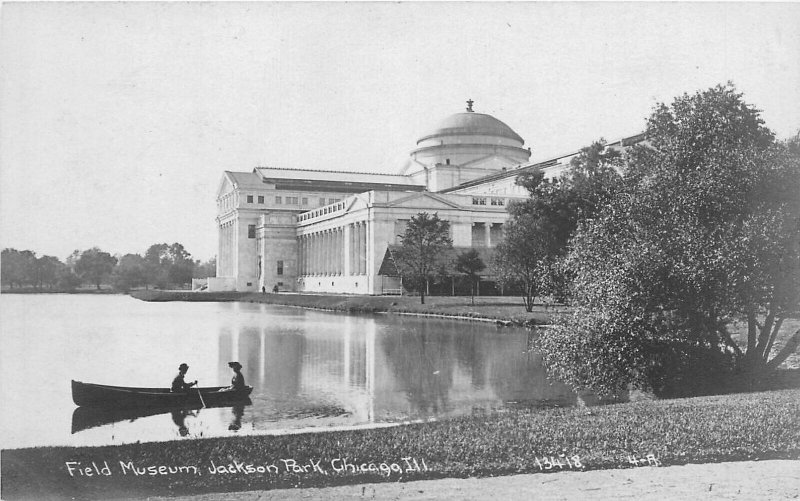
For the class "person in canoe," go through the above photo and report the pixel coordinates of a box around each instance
[222,361,245,391]
[171,363,198,393]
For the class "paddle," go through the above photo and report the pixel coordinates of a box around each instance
[194,381,206,408]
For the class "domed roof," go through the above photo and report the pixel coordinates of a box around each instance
[417,112,524,145]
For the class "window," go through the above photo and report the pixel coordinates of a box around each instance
[248,225,256,238]
[258,195,264,204]
[446,158,450,165]
[277,260,284,275]
[302,197,308,205]
[275,196,282,204]
[491,198,505,206]
[246,195,254,203]
[472,197,487,205]
[319,198,326,206]
[328,198,340,204]
[287,196,298,204]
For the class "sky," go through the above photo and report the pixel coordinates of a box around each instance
[1,2,798,262]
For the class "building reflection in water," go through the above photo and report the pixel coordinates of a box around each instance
[217,308,577,429]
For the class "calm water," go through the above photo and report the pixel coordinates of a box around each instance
[0,294,576,449]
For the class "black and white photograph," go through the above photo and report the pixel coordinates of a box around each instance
[1,2,799,499]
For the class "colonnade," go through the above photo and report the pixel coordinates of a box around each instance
[218,221,236,276]
[472,222,503,248]
[298,221,369,276]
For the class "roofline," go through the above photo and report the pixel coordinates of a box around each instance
[437,132,645,193]
[255,166,409,178]
[411,142,531,157]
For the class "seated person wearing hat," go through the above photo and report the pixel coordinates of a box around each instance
[225,361,246,391]
[171,363,198,392]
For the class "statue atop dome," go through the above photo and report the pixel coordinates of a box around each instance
[466,99,474,112]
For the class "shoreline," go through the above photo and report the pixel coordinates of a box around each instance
[3,389,799,500]
[129,290,555,327]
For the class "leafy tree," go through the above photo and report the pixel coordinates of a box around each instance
[75,247,118,290]
[144,242,194,288]
[194,257,217,279]
[538,84,800,396]
[497,142,624,307]
[455,249,486,305]
[393,212,453,304]
[36,255,65,289]
[111,254,148,292]
[1,249,27,288]
[493,214,548,312]
[57,269,82,291]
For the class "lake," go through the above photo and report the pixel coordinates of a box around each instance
[0,294,577,449]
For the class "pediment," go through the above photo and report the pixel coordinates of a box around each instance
[383,192,461,210]
[216,173,236,198]
[344,194,370,213]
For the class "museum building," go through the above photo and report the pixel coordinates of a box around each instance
[209,101,642,294]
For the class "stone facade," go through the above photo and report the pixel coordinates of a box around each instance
[212,103,643,294]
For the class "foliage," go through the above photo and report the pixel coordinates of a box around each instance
[539,84,800,396]
[194,257,217,279]
[493,214,548,312]
[1,249,68,289]
[496,141,624,309]
[454,249,486,305]
[111,254,148,292]
[144,242,196,288]
[75,247,118,290]
[393,212,453,304]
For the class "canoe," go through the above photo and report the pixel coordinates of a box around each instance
[71,380,253,408]
[71,398,252,434]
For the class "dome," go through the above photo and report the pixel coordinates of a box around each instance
[417,112,524,145]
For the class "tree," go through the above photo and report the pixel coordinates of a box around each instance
[538,84,800,396]
[111,254,148,292]
[36,255,65,289]
[393,212,453,304]
[194,257,217,279]
[1,249,27,288]
[496,142,624,308]
[75,247,118,290]
[144,242,195,288]
[493,215,548,312]
[455,249,486,305]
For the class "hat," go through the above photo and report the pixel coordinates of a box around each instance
[228,361,242,370]
[179,363,189,370]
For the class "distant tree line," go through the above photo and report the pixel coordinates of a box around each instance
[1,243,216,292]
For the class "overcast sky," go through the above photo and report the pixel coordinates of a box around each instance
[1,2,798,262]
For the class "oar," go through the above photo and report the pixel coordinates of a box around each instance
[194,381,206,408]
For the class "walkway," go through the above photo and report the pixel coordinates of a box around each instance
[137,460,799,500]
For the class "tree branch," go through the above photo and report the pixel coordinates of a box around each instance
[766,328,800,371]
[763,316,785,362]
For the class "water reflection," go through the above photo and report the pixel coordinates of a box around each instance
[216,313,577,432]
[71,399,253,436]
[0,295,586,448]
[171,409,194,436]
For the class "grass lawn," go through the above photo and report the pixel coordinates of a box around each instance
[3,388,799,500]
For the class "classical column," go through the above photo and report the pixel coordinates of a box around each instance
[343,224,352,276]
[485,223,492,248]
[336,227,342,275]
[312,233,318,275]
[326,230,332,275]
[361,221,368,275]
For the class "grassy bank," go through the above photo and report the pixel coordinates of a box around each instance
[130,290,557,326]
[3,388,799,500]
